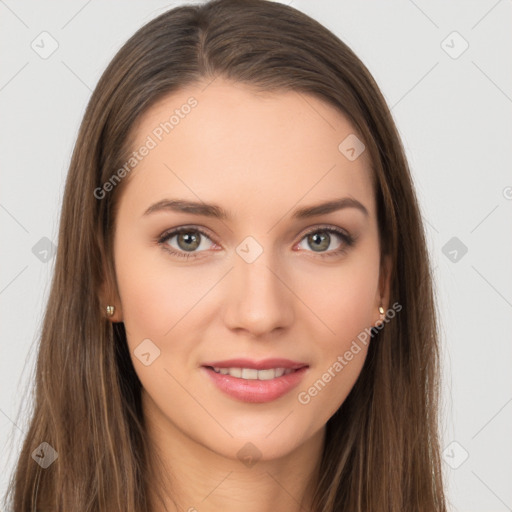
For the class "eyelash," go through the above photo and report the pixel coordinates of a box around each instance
[157,225,355,260]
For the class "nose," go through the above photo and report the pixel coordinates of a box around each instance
[222,245,295,337]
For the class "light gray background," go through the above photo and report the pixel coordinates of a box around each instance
[1,1,511,511]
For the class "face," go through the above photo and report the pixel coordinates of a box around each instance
[106,78,389,462]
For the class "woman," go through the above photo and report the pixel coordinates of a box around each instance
[4,0,447,510]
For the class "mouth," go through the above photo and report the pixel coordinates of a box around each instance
[200,363,309,403]
[203,365,304,380]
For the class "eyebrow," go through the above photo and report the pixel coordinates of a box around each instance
[142,197,369,220]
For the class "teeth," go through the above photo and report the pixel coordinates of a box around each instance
[211,367,295,380]
[229,367,242,378]
[242,368,258,379]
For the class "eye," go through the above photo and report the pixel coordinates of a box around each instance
[157,225,356,260]
[296,226,355,258]
[158,227,216,259]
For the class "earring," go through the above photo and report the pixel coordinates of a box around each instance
[378,305,385,315]
[106,305,115,317]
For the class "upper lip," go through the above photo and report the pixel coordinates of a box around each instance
[201,358,308,370]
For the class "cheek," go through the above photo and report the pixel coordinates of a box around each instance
[292,249,380,344]
[291,248,380,422]
[113,236,207,346]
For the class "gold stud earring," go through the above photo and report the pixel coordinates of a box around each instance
[378,305,385,315]
[106,305,115,317]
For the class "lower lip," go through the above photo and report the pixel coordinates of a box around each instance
[201,366,309,403]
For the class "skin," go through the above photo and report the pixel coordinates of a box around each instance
[102,77,390,512]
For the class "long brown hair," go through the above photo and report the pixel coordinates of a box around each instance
[3,0,447,510]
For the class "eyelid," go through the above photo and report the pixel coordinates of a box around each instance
[158,223,214,237]
[299,223,351,239]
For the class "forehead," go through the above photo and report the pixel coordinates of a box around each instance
[120,78,375,220]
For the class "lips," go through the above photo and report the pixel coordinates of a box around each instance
[201,358,309,403]
[201,358,308,371]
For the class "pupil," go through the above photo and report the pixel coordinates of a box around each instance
[179,232,199,251]
[309,232,328,251]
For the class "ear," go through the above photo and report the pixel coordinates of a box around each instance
[98,270,123,323]
[374,253,392,324]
